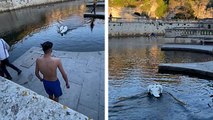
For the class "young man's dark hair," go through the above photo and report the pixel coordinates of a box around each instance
[41,41,53,53]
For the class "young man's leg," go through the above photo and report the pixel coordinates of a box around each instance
[43,80,55,101]
[54,97,59,102]
[49,95,54,100]
[53,91,61,102]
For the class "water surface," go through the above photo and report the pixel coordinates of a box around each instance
[109,37,213,120]
[0,1,104,61]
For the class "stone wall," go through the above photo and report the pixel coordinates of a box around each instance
[109,20,199,37]
[0,77,88,120]
[0,0,69,12]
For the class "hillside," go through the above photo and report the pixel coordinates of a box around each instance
[109,0,213,19]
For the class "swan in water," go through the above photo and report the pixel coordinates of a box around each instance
[147,84,163,98]
[59,25,68,34]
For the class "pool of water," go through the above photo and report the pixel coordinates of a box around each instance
[0,1,104,61]
[109,37,213,120]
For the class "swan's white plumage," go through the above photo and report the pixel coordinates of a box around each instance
[59,26,68,34]
[147,84,163,97]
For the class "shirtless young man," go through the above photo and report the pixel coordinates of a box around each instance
[35,41,70,102]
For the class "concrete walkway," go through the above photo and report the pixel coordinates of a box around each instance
[7,47,104,120]
[161,44,213,54]
[86,2,105,7]
[84,12,105,19]
[159,44,213,79]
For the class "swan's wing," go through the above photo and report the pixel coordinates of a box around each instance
[147,85,151,92]
[60,26,68,34]
[64,26,68,30]
[59,26,64,32]
[156,85,163,93]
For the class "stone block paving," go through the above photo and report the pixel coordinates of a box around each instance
[7,47,104,120]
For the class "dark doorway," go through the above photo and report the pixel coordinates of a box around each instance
[208,24,211,29]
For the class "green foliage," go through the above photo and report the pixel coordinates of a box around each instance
[140,0,151,12]
[155,0,168,18]
[109,0,210,19]
[109,0,138,7]
[109,0,126,7]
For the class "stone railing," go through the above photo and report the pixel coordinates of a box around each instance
[109,17,200,24]
[0,77,88,120]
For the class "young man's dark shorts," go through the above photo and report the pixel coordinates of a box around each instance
[42,79,62,97]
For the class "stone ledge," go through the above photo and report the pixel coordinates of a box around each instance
[0,77,88,120]
[161,44,213,54]
[159,44,213,79]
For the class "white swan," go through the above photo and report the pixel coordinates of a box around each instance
[147,84,163,98]
[59,26,68,34]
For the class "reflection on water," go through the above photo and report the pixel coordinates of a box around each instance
[90,18,95,32]
[0,2,85,41]
[0,1,104,61]
[109,37,213,80]
[109,37,213,120]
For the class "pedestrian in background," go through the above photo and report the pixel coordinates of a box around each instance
[91,0,97,14]
[0,38,22,80]
[0,61,4,77]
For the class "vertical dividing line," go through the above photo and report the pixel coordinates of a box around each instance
[104,0,109,119]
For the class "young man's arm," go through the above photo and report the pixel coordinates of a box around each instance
[57,59,70,88]
[35,59,42,81]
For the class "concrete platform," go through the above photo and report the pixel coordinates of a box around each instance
[161,44,213,54]
[86,2,105,7]
[159,44,213,79]
[159,61,213,79]
[84,12,104,19]
[7,47,104,120]
[0,77,88,120]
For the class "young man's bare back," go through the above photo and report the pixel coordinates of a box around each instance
[36,57,60,81]
[35,41,69,102]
